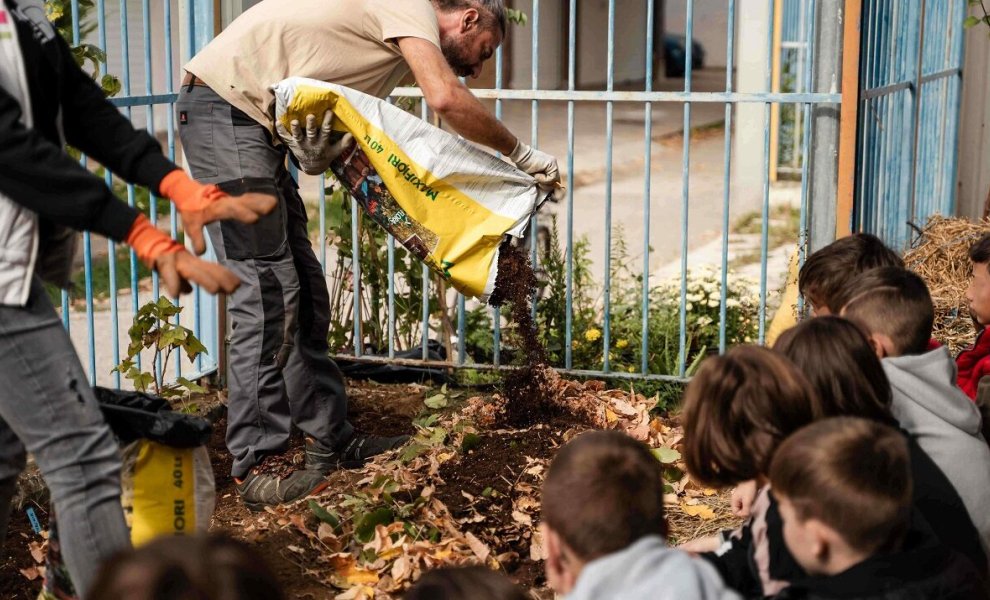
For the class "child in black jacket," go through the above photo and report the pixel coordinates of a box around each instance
[769,418,985,600]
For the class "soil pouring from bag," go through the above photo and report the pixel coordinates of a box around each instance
[488,244,568,428]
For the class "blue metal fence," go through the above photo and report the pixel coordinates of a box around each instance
[319,0,840,384]
[61,0,217,388]
[855,0,966,250]
[63,0,948,385]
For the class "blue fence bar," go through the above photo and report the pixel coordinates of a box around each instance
[718,0,737,354]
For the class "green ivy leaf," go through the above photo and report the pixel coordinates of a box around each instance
[964,15,981,28]
[176,377,207,394]
[424,393,447,409]
[354,507,394,543]
[309,500,342,532]
[652,447,682,464]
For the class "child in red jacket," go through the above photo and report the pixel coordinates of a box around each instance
[956,233,990,441]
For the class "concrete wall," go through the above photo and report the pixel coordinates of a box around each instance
[956,14,990,220]
[508,0,566,89]
[731,0,770,206]
[95,0,182,134]
[508,0,648,90]
[664,0,729,67]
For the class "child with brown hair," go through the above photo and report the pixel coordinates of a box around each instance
[841,266,990,567]
[798,233,904,316]
[87,533,284,600]
[680,346,823,597]
[768,417,985,600]
[540,430,739,600]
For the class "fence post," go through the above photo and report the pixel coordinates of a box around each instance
[806,0,845,253]
[835,0,862,239]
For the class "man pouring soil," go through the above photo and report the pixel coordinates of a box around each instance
[180,0,560,510]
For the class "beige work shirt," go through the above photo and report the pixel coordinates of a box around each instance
[184,0,440,131]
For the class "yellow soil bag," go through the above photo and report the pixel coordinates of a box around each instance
[272,77,544,302]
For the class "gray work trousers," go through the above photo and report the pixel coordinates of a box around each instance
[0,278,130,598]
[176,85,352,478]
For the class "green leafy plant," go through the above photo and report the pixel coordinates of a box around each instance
[114,296,208,398]
[965,1,990,35]
[505,8,528,26]
[46,0,122,97]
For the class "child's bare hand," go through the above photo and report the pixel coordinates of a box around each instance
[678,535,721,554]
[731,479,759,518]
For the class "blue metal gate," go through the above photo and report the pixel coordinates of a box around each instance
[854,0,966,250]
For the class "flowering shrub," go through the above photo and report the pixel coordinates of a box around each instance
[529,222,760,406]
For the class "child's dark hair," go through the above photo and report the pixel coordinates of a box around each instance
[541,430,666,562]
[404,566,527,600]
[798,233,903,314]
[969,233,990,269]
[87,534,283,600]
[681,346,822,488]
[770,417,912,555]
[773,316,896,426]
[840,267,934,356]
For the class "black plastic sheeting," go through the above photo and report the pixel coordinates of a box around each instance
[94,386,212,448]
[336,340,454,385]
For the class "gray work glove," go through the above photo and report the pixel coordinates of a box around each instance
[508,140,560,192]
[275,109,352,175]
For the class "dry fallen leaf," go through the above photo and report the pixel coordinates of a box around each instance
[465,532,491,562]
[681,502,717,520]
[20,566,40,581]
[511,509,533,527]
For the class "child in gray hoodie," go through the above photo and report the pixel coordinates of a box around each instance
[841,266,990,571]
[540,430,740,600]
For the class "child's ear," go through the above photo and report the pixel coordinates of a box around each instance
[542,524,582,595]
[808,519,831,563]
[866,333,888,359]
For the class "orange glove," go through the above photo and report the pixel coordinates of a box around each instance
[158,169,277,255]
[126,214,240,297]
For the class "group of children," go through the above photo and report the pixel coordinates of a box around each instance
[83,233,990,598]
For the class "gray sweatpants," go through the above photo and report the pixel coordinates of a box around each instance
[176,85,352,478]
[0,278,130,598]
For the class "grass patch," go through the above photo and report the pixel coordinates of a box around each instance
[46,246,153,307]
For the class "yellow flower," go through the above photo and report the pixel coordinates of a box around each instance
[585,328,602,342]
[627,366,636,373]
[616,339,629,349]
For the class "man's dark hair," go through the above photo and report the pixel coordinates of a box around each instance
[798,233,904,314]
[840,267,934,356]
[433,0,508,36]
[541,430,666,562]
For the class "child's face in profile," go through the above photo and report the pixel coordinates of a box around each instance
[777,496,824,576]
[966,262,990,327]
[807,295,829,317]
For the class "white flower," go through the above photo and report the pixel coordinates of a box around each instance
[686,302,694,311]
[707,298,720,308]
